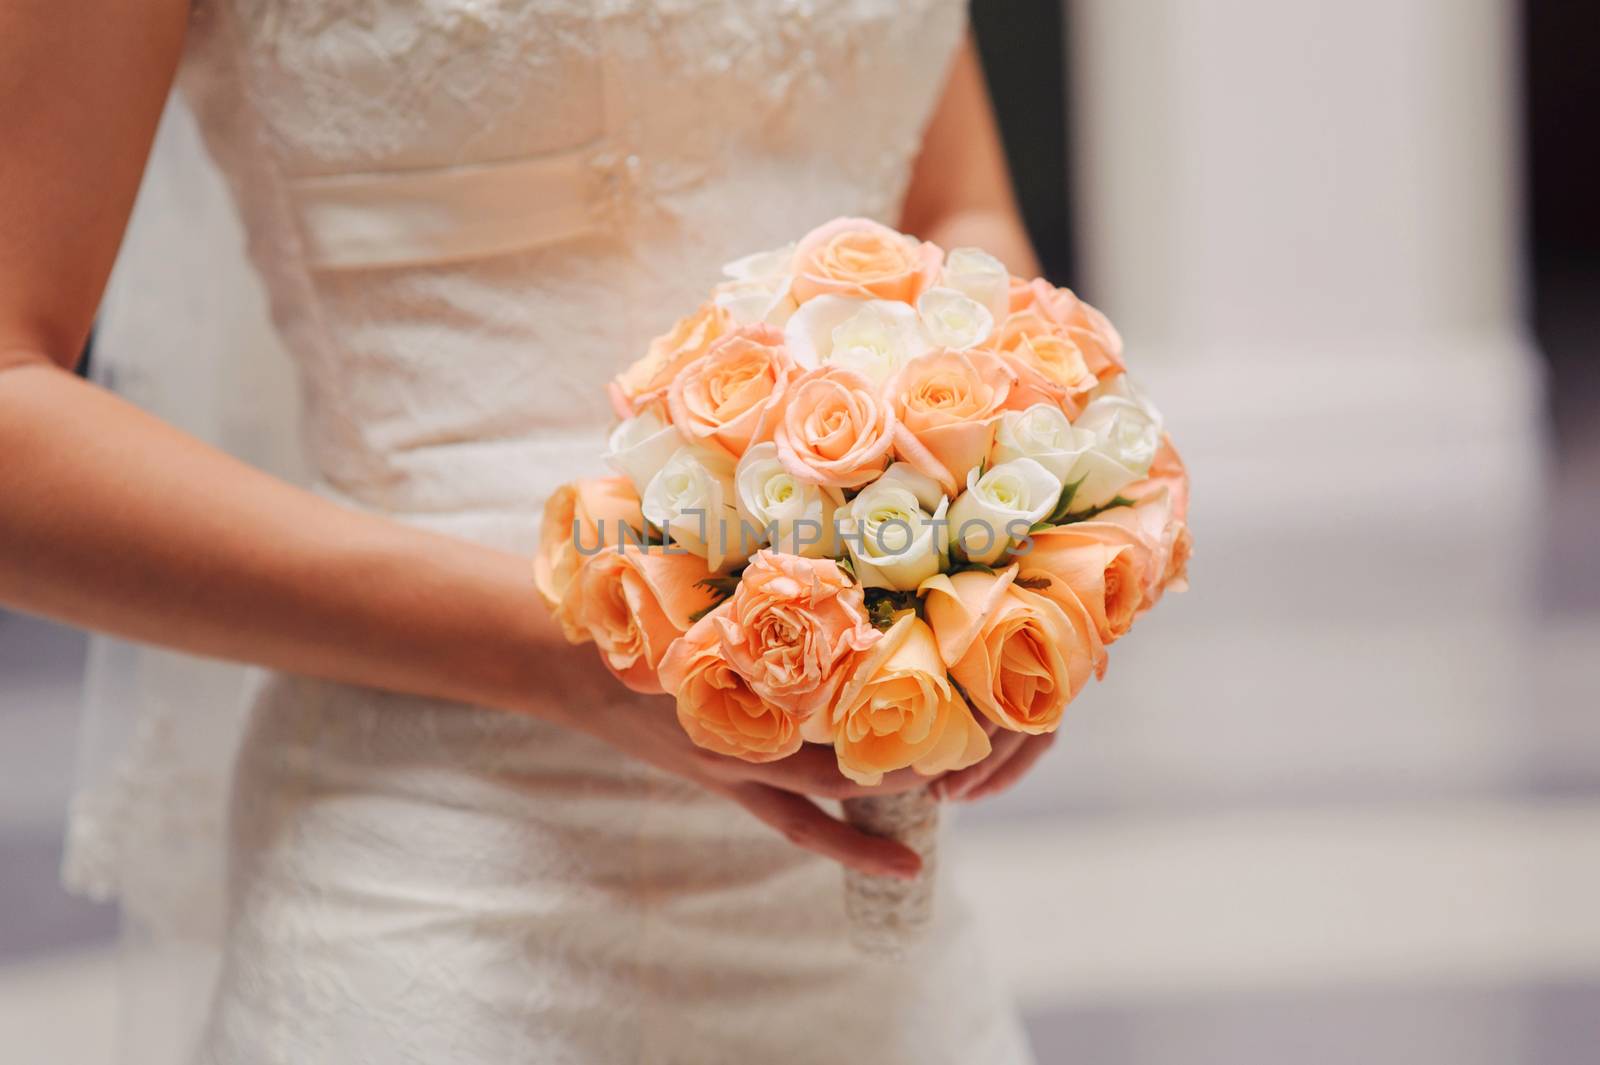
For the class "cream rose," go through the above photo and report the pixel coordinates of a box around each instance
[1065,396,1160,512]
[916,287,994,350]
[783,295,931,386]
[604,410,687,497]
[804,614,991,786]
[789,216,942,304]
[640,446,740,570]
[941,246,1011,324]
[734,442,842,558]
[773,365,897,489]
[922,566,1105,735]
[990,403,1095,483]
[838,464,950,591]
[666,326,794,459]
[888,349,1016,496]
[713,242,798,326]
[947,457,1062,565]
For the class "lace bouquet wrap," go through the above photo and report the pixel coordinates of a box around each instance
[534,218,1191,956]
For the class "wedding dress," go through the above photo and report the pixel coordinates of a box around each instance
[68,1,1033,1061]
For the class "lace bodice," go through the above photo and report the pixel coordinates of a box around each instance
[179,0,966,548]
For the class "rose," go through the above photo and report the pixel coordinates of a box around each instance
[1089,372,1163,433]
[838,463,950,591]
[640,446,741,570]
[922,566,1104,735]
[774,365,897,488]
[562,546,719,694]
[790,216,942,304]
[609,301,731,416]
[734,442,842,558]
[992,311,1099,417]
[990,402,1095,482]
[1013,522,1154,643]
[1007,277,1125,381]
[1064,396,1161,512]
[916,287,994,350]
[658,610,804,762]
[604,409,688,496]
[533,477,646,641]
[712,551,880,716]
[941,246,1011,324]
[782,295,930,385]
[666,325,795,459]
[947,457,1062,565]
[713,242,798,326]
[1094,489,1192,613]
[802,614,991,786]
[887,349,1016,496]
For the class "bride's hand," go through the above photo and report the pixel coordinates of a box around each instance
[567,687,926,881]
[929,717,1056,803]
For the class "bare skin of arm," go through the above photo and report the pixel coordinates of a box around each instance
[901,37,1060,800]
[0,0,927,879]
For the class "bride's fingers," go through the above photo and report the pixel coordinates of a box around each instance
[962,733,1056,801]
[726,783,923,879]
[934,728,1028,800]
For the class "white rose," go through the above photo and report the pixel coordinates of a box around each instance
[1089,372,1164,432]
[714,243,798,326]
[991,403,1095,482]
[940,246,1011,324]
[874,461,946,514]
[733,442,842,558]
[947,457,1062,565]
[783,295,930,384]
[605,410,685,496]
[1065,396,1160,512]
[839,477,950,592]
[916,287,993,350]
[641,446,741,570]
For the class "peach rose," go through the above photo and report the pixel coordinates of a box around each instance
[561,546,719,694]
[790,217,942,305]
[1013,521,1153,644]
[887,349,1016,496]
[921,566,1105,734]
[534,477,646,641]
[992,310,1099,417]
[774,365,896,488]
[658,608,806,763]
[804,614,992,786]
[610,302,732,417]
[713,551,880,716]
[1006,277,1125,381]
[1094,491,1192,614]
[666,325,795,459]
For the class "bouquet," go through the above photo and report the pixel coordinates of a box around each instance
[534,217,1190,955]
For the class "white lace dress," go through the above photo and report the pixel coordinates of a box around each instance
[134,1,1035,1061]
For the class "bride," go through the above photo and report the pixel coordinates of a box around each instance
[1,2,1053,1061]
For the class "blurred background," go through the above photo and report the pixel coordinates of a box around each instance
[2,1,1596,1062]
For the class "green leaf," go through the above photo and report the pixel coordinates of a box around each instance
[1014,574,1052,591]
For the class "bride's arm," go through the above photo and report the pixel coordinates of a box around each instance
[901,34,1063,801]
[0,1,922,879]
[900,36,1042,278]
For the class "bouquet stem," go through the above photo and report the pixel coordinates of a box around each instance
[840,786,939,958]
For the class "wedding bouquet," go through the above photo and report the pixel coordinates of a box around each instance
[534,217,1190,954]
